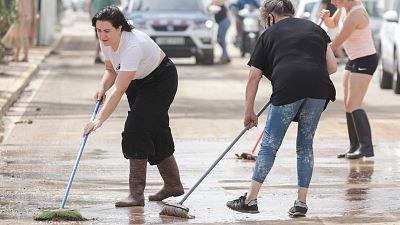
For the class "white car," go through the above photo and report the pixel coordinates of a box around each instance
[379,0,400,94]
[292,0,322,24]
[125,0,216,65]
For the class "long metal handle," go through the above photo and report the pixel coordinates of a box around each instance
[60,99,102,208]
[179,101,271,204]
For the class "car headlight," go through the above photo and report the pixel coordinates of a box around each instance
[193,19,214,30]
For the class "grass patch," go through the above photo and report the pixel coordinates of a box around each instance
[34,209,87,221]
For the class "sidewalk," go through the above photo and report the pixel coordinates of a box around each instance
[0,10,92,143]
[0,36,62,142]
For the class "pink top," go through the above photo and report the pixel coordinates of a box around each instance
[340,4,376,60]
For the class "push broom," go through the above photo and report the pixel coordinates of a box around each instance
[34,99,102,221]
[235,129,264,161]
[160,101,271,218]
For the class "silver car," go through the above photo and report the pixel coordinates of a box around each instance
[124,0,216,65]
[379,0,400,94]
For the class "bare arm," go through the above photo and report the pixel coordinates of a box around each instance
[244,66,263,128]
[330,9,363,51]
[100,61,117,92]
[97,71,134,123]
[93,60,117,101]
[321,7,342,29]
[326,44,337,75]
[84,71,135,135]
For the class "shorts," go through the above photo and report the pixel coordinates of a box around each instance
[345,54,378,75]
[121,57,178,165]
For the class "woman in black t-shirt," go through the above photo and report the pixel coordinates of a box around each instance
[226,0,337,217]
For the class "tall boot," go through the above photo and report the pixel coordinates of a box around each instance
[148,155,184,201]
[115,159,147,207]
[338,113,359,158]
[346,109,374,159]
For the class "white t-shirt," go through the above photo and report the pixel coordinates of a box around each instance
[100,29,161,80]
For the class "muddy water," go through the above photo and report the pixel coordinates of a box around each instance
[1,138,400,224]
[1,19,400,224]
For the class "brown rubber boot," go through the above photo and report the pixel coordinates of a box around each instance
[115,159,147,207]
[148,155,184,201]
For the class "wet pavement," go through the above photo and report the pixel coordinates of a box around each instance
[1,10,400,225]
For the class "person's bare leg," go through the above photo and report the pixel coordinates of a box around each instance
[297,187,308,203]
[346,72,372,112]
[22,47,29,62]
[342,70,351,112]
[13,48,20,61]
[244,180,262,204]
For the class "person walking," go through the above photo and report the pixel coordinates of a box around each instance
[1,0,38,62]
[88,0,120,64]
[83,6,184,207]
[211,0,231,64]
[321,0,378,159]
[226,0,337,217]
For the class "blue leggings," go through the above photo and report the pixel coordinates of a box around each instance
[252,98,326,188]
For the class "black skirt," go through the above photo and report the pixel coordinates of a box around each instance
[122,57,178,165]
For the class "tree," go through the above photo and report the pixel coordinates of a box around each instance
[0,0,17,61]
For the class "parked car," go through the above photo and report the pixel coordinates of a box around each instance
[379,0,400,94]
[124,0,216,65]
[292,0,322,24]
[363,0,383,58]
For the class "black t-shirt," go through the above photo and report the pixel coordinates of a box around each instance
[248,17,336,108]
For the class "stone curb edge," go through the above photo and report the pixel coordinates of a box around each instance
[0,34,64,142]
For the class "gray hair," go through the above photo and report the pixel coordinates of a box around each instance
[260,0,295,20]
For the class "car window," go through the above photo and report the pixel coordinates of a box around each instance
[129,0,202,12]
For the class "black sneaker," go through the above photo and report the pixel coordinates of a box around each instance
[288,200,308,217]
[226,193,259,213]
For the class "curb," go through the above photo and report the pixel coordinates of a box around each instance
[0,34,64,142]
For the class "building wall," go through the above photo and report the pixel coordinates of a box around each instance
[38,0,57,45]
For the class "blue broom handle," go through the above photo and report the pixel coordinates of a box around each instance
[60,99,102,209]
[179,101,271,205]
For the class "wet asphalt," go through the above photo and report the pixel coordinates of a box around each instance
[1,10,400,225]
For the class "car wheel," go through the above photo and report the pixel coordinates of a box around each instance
[393,54,400,94]
[380,57,393,89]
[202,49,214,65]
[195,55,203,64]
[195,49,214,65]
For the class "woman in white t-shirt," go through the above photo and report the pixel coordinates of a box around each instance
[83,6,184,207]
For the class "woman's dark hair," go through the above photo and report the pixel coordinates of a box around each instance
[92,6,134,31]
[261,0,295,21]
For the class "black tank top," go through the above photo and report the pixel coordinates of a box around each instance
[215,5,227,24]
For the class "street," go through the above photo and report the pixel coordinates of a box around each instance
[1,11,400,225]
